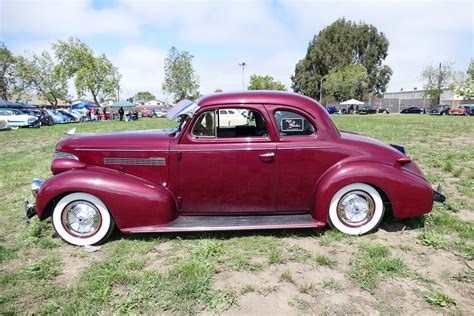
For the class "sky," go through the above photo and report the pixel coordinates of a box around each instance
[0,0,472,101]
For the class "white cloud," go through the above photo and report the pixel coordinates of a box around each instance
[0,0,140,36]
[112,45,167,100]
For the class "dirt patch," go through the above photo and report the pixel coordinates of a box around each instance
[56,246,107,285]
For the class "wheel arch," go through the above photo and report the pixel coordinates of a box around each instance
[310,161,433,222]
[36,168,179,231]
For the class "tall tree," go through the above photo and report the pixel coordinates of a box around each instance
[54,37,120,107]
[0,42,30,101]
[291,18,392,99]
[421,62,454,104]
[247,75,287,91]
[449,60,474,99]
[162,47,199,102]
[134,91,156,101]
[323,64,368,101]
[15,52,69,107]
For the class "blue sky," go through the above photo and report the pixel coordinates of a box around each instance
[0,0,472,101]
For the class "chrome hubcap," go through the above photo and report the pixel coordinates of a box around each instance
[337,190,375,226]
[62,201,101,237]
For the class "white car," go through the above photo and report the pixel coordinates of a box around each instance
[218,109,247,126]
[0,108,40,129]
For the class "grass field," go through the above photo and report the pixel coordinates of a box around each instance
[0,115,473,314]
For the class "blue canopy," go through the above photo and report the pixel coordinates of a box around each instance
[15,102,38,108]
[0,100,18,107]
[71,102,94,109]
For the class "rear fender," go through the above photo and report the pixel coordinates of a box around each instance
[36,167,178,230]
[311,161,433,222]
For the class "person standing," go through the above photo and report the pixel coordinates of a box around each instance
[118,107,124,121]
[103,107,108,120]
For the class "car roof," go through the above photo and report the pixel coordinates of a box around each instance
[196,91,319,109]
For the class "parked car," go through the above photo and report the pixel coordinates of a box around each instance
[57,109,79,122]
[377,107,390,114]
[218,108,247,126]
[325,106,340,115]
[449,105,470,116]
[465,104,474,116]
[0,108,40,128]
[21,109,55,126]
[44,109,68,124]
[358,106,378,114]
[25,91,445,246]
[429,105,450,115]
[401,106,423,114]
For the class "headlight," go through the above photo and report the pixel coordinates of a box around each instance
[54,151,79,160]
[31,179,44,197]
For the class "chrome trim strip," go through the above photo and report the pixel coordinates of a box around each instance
[104,157,166,166]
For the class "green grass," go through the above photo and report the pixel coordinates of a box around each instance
[348,243,410,293]
[424,290,456,307]
[0,115,473,313]
[315,254,338,268]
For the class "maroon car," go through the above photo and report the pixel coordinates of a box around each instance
[25,91,445,246]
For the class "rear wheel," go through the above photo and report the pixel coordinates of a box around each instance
[52,192,115,246]
[328,183,384,235]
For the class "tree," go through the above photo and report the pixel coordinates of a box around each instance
[214,88,223,93]
[162,47,199,102]
[134,91,156,101]
[323,64,368,101]
[54,38,120,107]
[0,42,30,101]
[449,60,474,99]
[247,75,287,91]
[15,52,69,107]
[291,18,392,99]
[421,62,454,104]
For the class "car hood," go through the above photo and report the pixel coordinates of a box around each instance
[3,114,36,121]
[57,129,174,153]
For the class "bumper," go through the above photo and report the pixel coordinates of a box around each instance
[433,190,446,204]
[24,179,43,223]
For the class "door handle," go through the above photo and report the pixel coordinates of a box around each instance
[259,152,275,162]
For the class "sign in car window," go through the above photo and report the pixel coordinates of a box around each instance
[281,118,304,132]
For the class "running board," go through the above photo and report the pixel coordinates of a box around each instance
[122,214,326,233]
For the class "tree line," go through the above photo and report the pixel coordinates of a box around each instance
[2,19,472,107]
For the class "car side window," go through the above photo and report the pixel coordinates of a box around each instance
[274,110,315,136]
[191,111,216,137]
[191,108,268,138]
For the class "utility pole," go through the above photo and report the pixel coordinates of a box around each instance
[238,62,247,90]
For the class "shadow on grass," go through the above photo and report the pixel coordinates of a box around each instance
[380,212,426,233]
[108,226,328,244]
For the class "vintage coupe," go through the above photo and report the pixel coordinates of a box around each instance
[25,91,445,246]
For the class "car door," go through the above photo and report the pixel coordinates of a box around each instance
[265,105,344,213]
[176,105,277,214]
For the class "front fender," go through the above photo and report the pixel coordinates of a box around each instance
[36,166,178,231]
[311,161,433,222]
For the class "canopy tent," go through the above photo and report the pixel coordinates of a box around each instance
[0,100,18,107]
[15,102,38,108]
[110,100,135,108]
[340,99,365,105]
[71,102,94,109]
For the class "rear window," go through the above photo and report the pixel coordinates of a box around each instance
[274,110,315,136]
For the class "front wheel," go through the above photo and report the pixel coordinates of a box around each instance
[328,183,384,235]
[52,192,115,246]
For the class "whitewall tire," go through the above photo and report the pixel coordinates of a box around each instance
[52,192,115,246]
[328,183,384,235]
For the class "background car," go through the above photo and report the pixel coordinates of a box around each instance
[57,109,79,122]
[325,106,340,114]
[377,107,390,114]
[358,106,377,114]
[44,109,68,124]
[0,108,40,128]
[218,108,248,126]
[449,105,470,116]
[466,104,474,116]
[21,109,55,126]
[401,106,424,114]
[429,105,450,115]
